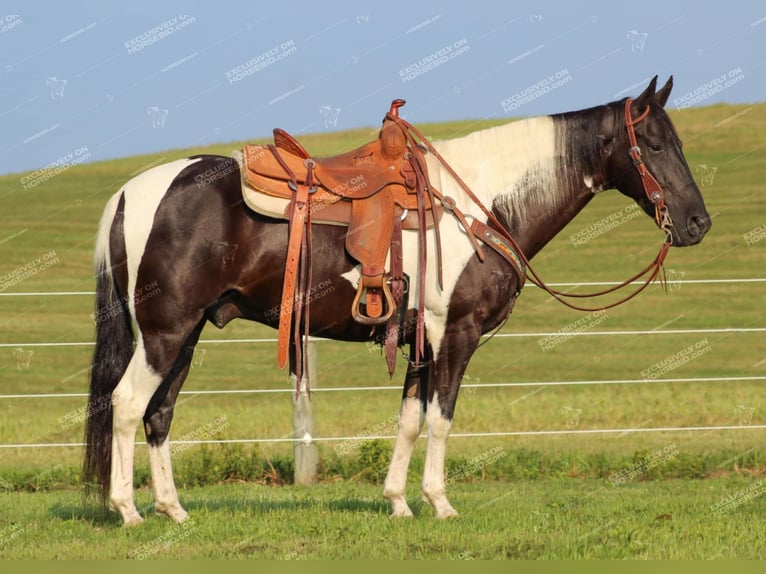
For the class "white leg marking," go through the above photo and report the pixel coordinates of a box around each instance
[383,397,424,517]
[148,439,189,524]
[422,393,458,519]
[109,341,163,526]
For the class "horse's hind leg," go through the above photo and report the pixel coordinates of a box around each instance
[383,345,429,517]
[110,319,203,526]
[109,340,164,526]
[143,320,206,524]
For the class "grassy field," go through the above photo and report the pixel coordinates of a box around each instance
[2,479,766,559]
[1,102,765,558]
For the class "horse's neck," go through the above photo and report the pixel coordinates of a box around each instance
[434,109,607,258]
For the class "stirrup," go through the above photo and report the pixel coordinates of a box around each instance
[351,280,395,325]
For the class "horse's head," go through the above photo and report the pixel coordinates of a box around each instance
[601,76,711,246]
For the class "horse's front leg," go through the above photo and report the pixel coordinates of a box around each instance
[421,325,480,519]
[383,346,429,517]
[421,395,459,519]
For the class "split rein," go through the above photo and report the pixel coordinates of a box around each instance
[387,98,673,313]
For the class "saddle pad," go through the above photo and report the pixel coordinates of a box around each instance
[241,180,346,227]
[241,177,443,230]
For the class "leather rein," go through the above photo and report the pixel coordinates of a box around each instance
[386,97,674,313]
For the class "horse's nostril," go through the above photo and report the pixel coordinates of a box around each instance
[687,215,711,236]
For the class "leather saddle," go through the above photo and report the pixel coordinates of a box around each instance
[242,100,444,377]
[240,100,525,385]
[242,100,442,230]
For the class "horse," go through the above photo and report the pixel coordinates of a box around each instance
[83,76,711,525]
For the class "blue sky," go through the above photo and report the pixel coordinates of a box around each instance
[0,0,763,175]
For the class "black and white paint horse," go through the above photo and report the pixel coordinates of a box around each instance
[84,77,710,525]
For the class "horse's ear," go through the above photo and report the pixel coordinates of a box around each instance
[632,75,658,114]
[655,76,673,108]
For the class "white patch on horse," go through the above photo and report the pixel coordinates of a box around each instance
[341,266,361,288]
[584,174,603,194]
[122,158,201,330]
[429,116,561,226]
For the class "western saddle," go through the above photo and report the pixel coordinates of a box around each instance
[241,100,526,383]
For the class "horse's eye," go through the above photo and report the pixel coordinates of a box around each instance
[649,143,663,152]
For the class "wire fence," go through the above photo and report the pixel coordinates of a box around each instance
[4,424,766,450]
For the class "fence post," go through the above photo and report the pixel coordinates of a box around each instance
[293,340,318,484]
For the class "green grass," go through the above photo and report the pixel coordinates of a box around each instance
[0,103,765,558]
[1,478,765,559]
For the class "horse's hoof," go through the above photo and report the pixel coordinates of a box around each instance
[422,491,459,519]
[384,492,415,518]
[389,507,414,518]
[155,506,190,525]
[111,501,144,527]
[122,514,145,528]
[435,508,459,520]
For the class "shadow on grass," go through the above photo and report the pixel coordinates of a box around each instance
[326,497,395,514]
[49,486,406,527]
[50,497,123,527]
[182,493,394,516]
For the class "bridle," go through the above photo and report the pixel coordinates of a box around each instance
[387,97,675,313]
[624,98,674,239]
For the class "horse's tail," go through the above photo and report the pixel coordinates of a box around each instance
[83,191,133,505]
